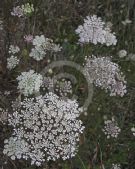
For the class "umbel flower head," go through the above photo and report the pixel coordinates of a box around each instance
[112,164,121,169]
[7,55,19,70]
[55,78,73,97]
[131,127,135,136]
[84,55,127,97]
[30,35,62,61]
[17,70,43,96]
[8,45,20,54]
[21,3,34,15]
[102,117,121,139]
[3,92,84,166]
[11,6,24,17]
[7,45,20,70]
[24,34,33,43]
[11,3,34,17]
[76,15,117,46]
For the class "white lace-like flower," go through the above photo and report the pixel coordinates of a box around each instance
[21,3,34,15]
[3,137,29,160]
[11,3,34,17]
[103,27,117,46]
[11,6,24,17]
[9,45,20,54]
[55,78,73,97]
[30,35,61,61]
[24,34,33,43]
[32,35,46,47]
[84,56,127,97]
[3,92,84,166]
[102,117,121,139]
[118,50,127,58]
[131,127,135,136]
[76,15,117,46]
[51,44,62,52]
[7,55,19,70]
[111,164,121,169]
[17,70,43,96]
[30,46,46,61]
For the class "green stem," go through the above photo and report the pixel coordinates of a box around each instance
[77,154,87,169]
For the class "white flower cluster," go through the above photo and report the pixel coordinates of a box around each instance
[11,3,34,17]
[102,117,121,139]
[0,107,8,124]
[131,127,135,136]
[3,92,84,166]
[3,137,29,160]
[55,78,73,97]
[17,70,43,96]
[7,56,19,70]
[21,3,34,15]
[111,164,121,169]
[76,15,117,46]
[30,35,62,61]
[24,34,33,43]
[9,45,20,54]
[43,77,73,97]
[84,56,127,97]
[11,6,24,17]
[7,45,20,70]
[118,50,127,58]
